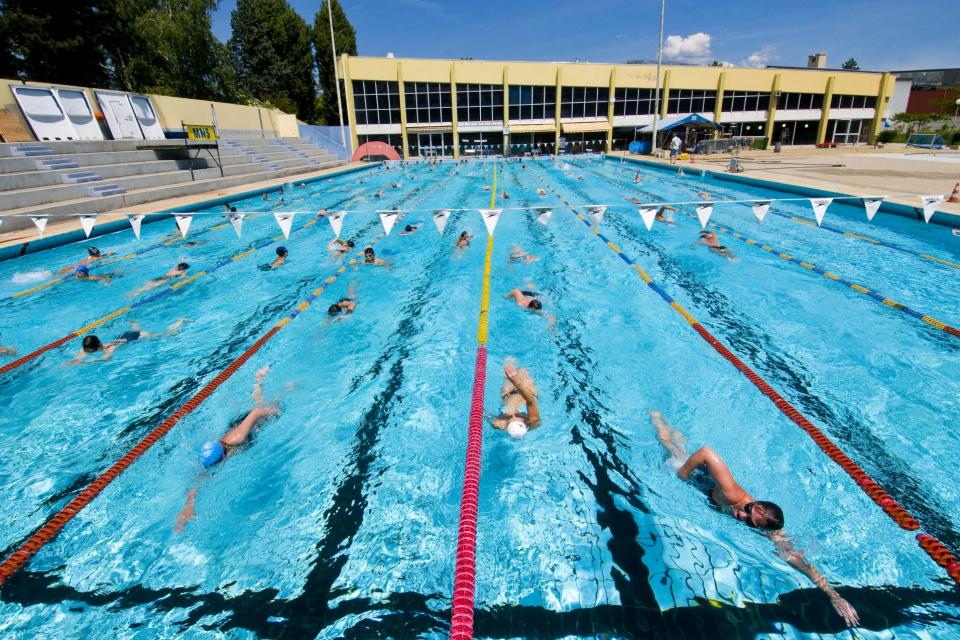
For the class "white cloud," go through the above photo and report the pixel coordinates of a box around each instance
[662,33,713,65]
[742,45,778,68]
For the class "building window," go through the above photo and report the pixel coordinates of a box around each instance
[358,134,403,155]
[776,92,824,110]
[352,80,401,126]
[456,83,504,123]
[666,89,716,114]
[614,88,657,116]
[721,91,770,112]
[830,94,877,109]
[560,86,610,119]
[508,85,556,121]
[404,82,452,124]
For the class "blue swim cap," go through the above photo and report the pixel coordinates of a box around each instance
[75,265,89,276]
[276,246,288,257]
[199,440,225,467]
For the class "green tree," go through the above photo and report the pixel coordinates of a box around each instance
[0,0,110,86]
[841,58,859,70]
[231,0,316,120]
[312,0,356,125]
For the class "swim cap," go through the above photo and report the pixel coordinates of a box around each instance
[87,246,101,257]
[276,246,288,257]
[75,265,89,276]
[506,419,528,438]
[199,441,225,467]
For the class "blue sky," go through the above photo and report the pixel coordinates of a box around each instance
[212,0,960,71]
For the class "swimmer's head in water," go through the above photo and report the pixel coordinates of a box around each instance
[177,262,189,271]
[276,246,288,257]
[346,240,355,248]
[87,246,101,257]
[364,247,375,258]
[506,418,528,437]
[328,303,342,316]
[404,225,414,232]
[459,232,469,239]
[199,440,225,467]
[82,335,102,353]
[737,501,784,531]
[528,298,543,311]
[230,206,237,213]
[75,265,89,277]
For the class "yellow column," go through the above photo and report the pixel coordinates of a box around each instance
[397,61,410,159]
[713,71,725,124]
[868,72,893,144]
[606,66,616,152]
[764,73,780,149]
[660,69,672,118]
[501,65,510,156]
[341,54,359,153]
[450,62,460,159]
[554,66,562,156]
[816,75,835,145]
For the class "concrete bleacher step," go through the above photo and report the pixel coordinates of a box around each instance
[85,183,126,197]
[8,145,55,157]
[36,158,80,170]
[60,171,102,185]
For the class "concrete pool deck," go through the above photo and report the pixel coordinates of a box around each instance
[610,145,960,220]
[0,161,369,254]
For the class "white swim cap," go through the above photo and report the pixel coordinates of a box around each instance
[506,419,528,438]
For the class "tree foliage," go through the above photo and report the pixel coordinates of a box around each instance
[841,58,860,70]
[312,0,356,125]
[231,0,316,121]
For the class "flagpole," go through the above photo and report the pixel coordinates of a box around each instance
[650,0,665,155]
[327,0,350,153]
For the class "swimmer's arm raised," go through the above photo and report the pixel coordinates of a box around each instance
[507,374,540,427]
[676,445,738,497]
[772,533,859,626]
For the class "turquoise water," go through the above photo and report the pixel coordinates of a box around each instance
[0,157,959,638]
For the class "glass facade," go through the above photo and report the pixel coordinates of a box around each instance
[352,80,401,125]
[776,92,824,110]
[721,91,770,112]
[456,83,504,123]
[560,86,610,119]
[404,82,452,124]
[508,85,556,121]
[408,131,453,157]
[613,88,657,116]
[830,94,877,109]
[666,89,716,114]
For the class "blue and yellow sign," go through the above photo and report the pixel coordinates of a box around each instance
[184,124,217,141]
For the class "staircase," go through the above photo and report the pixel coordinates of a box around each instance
[0,137,344,233]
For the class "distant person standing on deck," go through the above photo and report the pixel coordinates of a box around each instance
[669,134,683,164]
[650,410,860,627]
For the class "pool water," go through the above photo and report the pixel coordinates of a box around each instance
[1,157,959,639]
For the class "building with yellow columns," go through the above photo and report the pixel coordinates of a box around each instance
[337,54,893,159]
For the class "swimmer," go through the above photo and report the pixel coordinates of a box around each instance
[0,333,15,358]
[454,231,472,253]
[698,191,712,200]
[129,262,190,296]
[326,282,357,322]
[508,244,537,265]
[66,318,187,364]
[296,182,307,188]
[633,171,641,184]
[501,190,510,200]
[175,366,279,532]
[399,224,420,236]
[504,287,556,327]
[537,188,547,198]
[374,189,385,199]
[655,205,676,225]
[74,264,114,283]
[313,208,328,221]
[697,230,736,261]
[488,357,540,437]
[58,245,115,274]
[328,238,356,255]
[270,246,288,269]
[650,411,859,627]
[482,184,491,192]
[359,245,389,268]
[262,193,269,201]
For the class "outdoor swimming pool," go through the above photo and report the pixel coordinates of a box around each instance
[0,156,958,638]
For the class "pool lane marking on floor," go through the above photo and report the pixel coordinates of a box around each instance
[595,159,960,272]
[534,171,960,587]
[450,163,497,640]
[0,167,459,588]
[0,185,386,377]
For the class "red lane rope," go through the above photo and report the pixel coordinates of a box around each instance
[0,333,79,375]
[0,325,280,586]
[450,346,488,639]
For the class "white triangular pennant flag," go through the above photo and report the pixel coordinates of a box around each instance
[274,211,295,239]
[378,210,399,235]
[920,195,944,223]
[79,214,97,237]
[31,216,48,237]
[229,212,245,238]
[588,206,607,225]
[751,201,770,223]
[479,208,502,236]
[810,198,832,226]
[328,211,346,238]
[639,207,658,231]
[174,214,193,238]
[862,196,885,222]
[536,208,553,225]
[432,209,451,234]
[695,204,714,229]
[128,214,144,239]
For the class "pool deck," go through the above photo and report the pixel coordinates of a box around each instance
[0,161,369,252]
[611,145,960,220]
